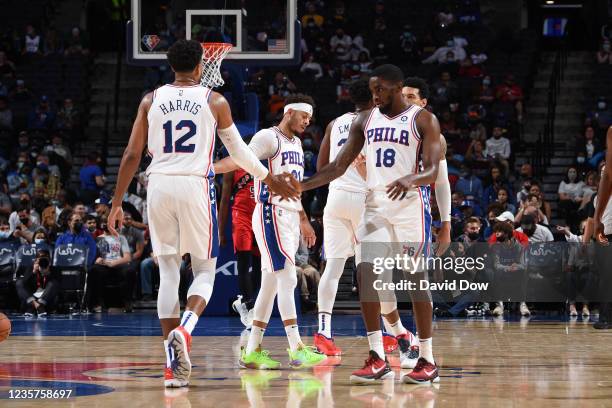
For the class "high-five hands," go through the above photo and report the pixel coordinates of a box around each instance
[263,172,301,201]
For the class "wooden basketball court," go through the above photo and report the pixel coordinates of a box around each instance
[0,314,610,407]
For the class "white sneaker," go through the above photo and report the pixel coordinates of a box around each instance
[582,305,590,317]
[569,304,578,317]
[492,302,504,316]
[520,302,531,317]
[232,296,251,328]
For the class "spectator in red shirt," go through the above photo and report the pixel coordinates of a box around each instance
[495,74,524,123]
[488,210,529,246]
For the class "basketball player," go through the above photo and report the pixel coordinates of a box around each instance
[218,165,261,328]
[298,64,441,384]
[107,39,299,387]
[314,79,420,370]
[214,94,326,369]
[593,126,612,330]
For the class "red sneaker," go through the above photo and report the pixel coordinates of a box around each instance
[383,333,398,353]
[402,357,439,384]
[350,351,394,384]
[164,367,189,388]
[168,326,192,382]
[314,333,342,356]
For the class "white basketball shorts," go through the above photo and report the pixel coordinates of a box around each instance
[323,188,366,261]
[252,202,300,273]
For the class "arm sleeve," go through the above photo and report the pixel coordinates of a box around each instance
[435,160,451,222]
[217,124,269,180]
[247,129,280,160]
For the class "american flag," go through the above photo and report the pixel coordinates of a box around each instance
[268,39,287,53]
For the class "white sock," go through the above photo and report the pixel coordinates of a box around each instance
[318,312,332,338]
[419,337,434,364]
[180,310,199,335]
[367,330,385,359]
[285,324,302,351]
[381,315,393,333]
[384,315,408,337]
[163,340,172,368]
[246,326,265,354]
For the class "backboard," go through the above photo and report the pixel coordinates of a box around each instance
[127,0,300,66]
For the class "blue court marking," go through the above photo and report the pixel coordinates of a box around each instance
[4,312,590,337]
[0,379,114,398]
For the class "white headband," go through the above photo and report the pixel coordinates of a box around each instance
[284,103,313,116]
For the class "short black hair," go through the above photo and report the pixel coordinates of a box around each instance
[285,93,316,108]
[371,64,404,83]
[349,79,372,106]
[167,39,203,73]
[404,77,430,100]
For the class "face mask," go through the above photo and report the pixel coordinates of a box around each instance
[17,161,25,169]
[73,222,83,232]
[34,238,45,245]
[496,234,507,242]
[522,225,536,236]
[51,199,61,207]
[20,217,30,225]
[568,171,577,181]
[520,172,529,179]
[0,231,10,239]
[467,232,480,240]
[87,224,96,232]
[19,142,28,148]
[577,156,585,164]
[598,102,606,110]
[483,79,491,86]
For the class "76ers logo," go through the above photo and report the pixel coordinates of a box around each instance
[141,35,160,51]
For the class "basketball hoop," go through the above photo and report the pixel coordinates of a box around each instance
[200,42,232,88]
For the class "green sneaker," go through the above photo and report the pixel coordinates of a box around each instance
[287,345,327,369]
[239,348,281,370]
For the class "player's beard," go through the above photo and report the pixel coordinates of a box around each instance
[378,101,392,115]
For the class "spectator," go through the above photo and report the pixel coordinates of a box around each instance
[300,53,323,80]
[23,25,42,54]
[578,126,601,161]
[11,80,34,103]
[295,237,320,311]
[430,71,458,110]
[495,74,524,122]
[90,215,135,313]
[43,26,62,55]
[496,187,516,213]
[329,27,352,53]
[482,165,513,210]
[422,38,467,64]
[41,189,69,231]
[587,97,612,130]
[64,27,90,56]
[356,51,373,74]
[515,164,534,202]
[27,95,56,130]
[121,210,145,262]
[558,166,585,230]
[9,193,41,236]
[55,211,97,267]
[458,57,484,78]
[437,6,455,27]
[7,154,34,201]
[456,216,482,244]
[516,194,549,226]
[12,206,38,244]
[301,3,324,27]
[371,41,390,65]
[32,228,52,251]
[0,216,20,245]
[16,249,59,317]
[488,210,529,245]
[455,164,483,203]
[398,24,418,60]
[94,196,110,218]
[516,212,553,243]
[0,51,16,78]
[45,134,73,167]
[490,221,528,317]
[474,75,495,106]
[0,188,11,217]
[79,152,105,205]
[0,97,13,130]
[84,214,103,239]
[328,1,348,28]
[597,40,611,64]
[73,202,87,220]
[486,125,511,172]
[55,98,80,130]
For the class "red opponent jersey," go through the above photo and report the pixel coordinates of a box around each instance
[232,169,256,214]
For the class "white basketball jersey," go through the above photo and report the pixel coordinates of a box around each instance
[255,127,304,212]
[146,84,216,177]
[329,112,367,194]
[363,105,423,191]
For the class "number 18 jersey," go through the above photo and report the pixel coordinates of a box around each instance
[146,84,217,178]
[363,105,423,191]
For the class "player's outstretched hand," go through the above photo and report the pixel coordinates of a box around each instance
[386,175,415,200]
[595,220,609,245]
[264,172,301,201]
[108,206,124,237]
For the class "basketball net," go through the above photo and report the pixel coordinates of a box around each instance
[200,42,232,88]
